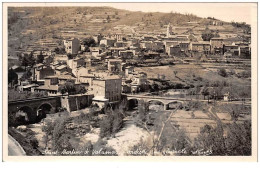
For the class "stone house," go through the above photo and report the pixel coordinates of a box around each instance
[34,76,59,95]
[100,38,116,47]
[89,47,102,57]
[130,72,149,93]
[167,45,182,56]
[67,57,85,70]
[191,42,211,54]
[239,46,251,58]
[33,64,55,81]
[64,38,80,55]
[223,45,239,56]
[119,50,134,59]
[108,59,122,73]
[92,76,122,108]
[210,37,224,54]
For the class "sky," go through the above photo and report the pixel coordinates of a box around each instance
[81,2,256,25]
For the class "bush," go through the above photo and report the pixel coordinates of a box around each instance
[99,109,124,138]
[99,117,113,138]
[8,127,42,155]
[42,118,77,154]
[194,120,251,156]
[218,68,228,77]
[185,101,203,110]
[239,71,251,78]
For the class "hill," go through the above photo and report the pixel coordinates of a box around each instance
[7,6,242,62]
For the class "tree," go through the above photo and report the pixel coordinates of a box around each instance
[201,27,216,41]
[54,47,66,54]
[194,121,226,155]
[8,111,24,127]
[201,87,209,100]
[54,47,60,54]
[21,56,29,69]
[226,104,242,121]
[58,80,76,96]
[20,70,32,81]
[135,100,149,126]
[173,71,178,77]
[99,117,113,138]
[218,68,228,77]
[49,119,65,150]
[20,52,35,70]
[67,53,73,59]
[42,120,55,148]
[82,37,96,48]
[194,85,201,99]
[8,68,18,87]
[99,108,124,138]
[149,83,159,92]
[194,120,251,156]
[28,52,36,67]
[240,70,251,78]
[42,118,75,154]
[55,133,74,153]
[106,15,110,22]
[60,47,66,54]
[239,87,250,108]
[225,121,251,155]
[111,109,124,135]
[75,85,87,95]
[36,51,44,64]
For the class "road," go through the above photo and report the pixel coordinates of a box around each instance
[8,135,26,156]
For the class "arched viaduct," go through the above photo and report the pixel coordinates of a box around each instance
[125,94,190,110]
[8,96,61,123]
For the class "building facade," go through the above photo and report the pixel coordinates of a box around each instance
[64,38,80,54]
[92,76,122,108]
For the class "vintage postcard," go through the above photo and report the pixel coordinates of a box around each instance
[2,2,257,161]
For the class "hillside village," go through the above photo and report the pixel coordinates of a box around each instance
[8,7,252,156]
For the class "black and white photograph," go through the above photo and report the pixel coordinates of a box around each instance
[2,2,257,161]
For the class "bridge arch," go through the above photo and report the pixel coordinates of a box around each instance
[166,101,184,110]
[16,106,34,122]
[147,99,166,105]
[147,99,166,110]
[37,103,54,120]
[127,98,139,110]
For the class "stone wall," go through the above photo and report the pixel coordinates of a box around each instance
[61,94,94,112]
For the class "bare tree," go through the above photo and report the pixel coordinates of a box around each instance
[173,71,178,77]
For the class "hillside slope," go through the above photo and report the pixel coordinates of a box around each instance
[7,6,239,61]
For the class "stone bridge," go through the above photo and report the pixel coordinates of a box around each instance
[125,94,192,110]
[8,96,61,122]
[125,94,251,110]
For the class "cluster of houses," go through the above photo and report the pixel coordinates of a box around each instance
[164,24,251,58]
[14,45,150,109]
[58,24,250,63]
[11,22,251,108]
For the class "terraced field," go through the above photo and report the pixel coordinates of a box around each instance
[169,108,249,140]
